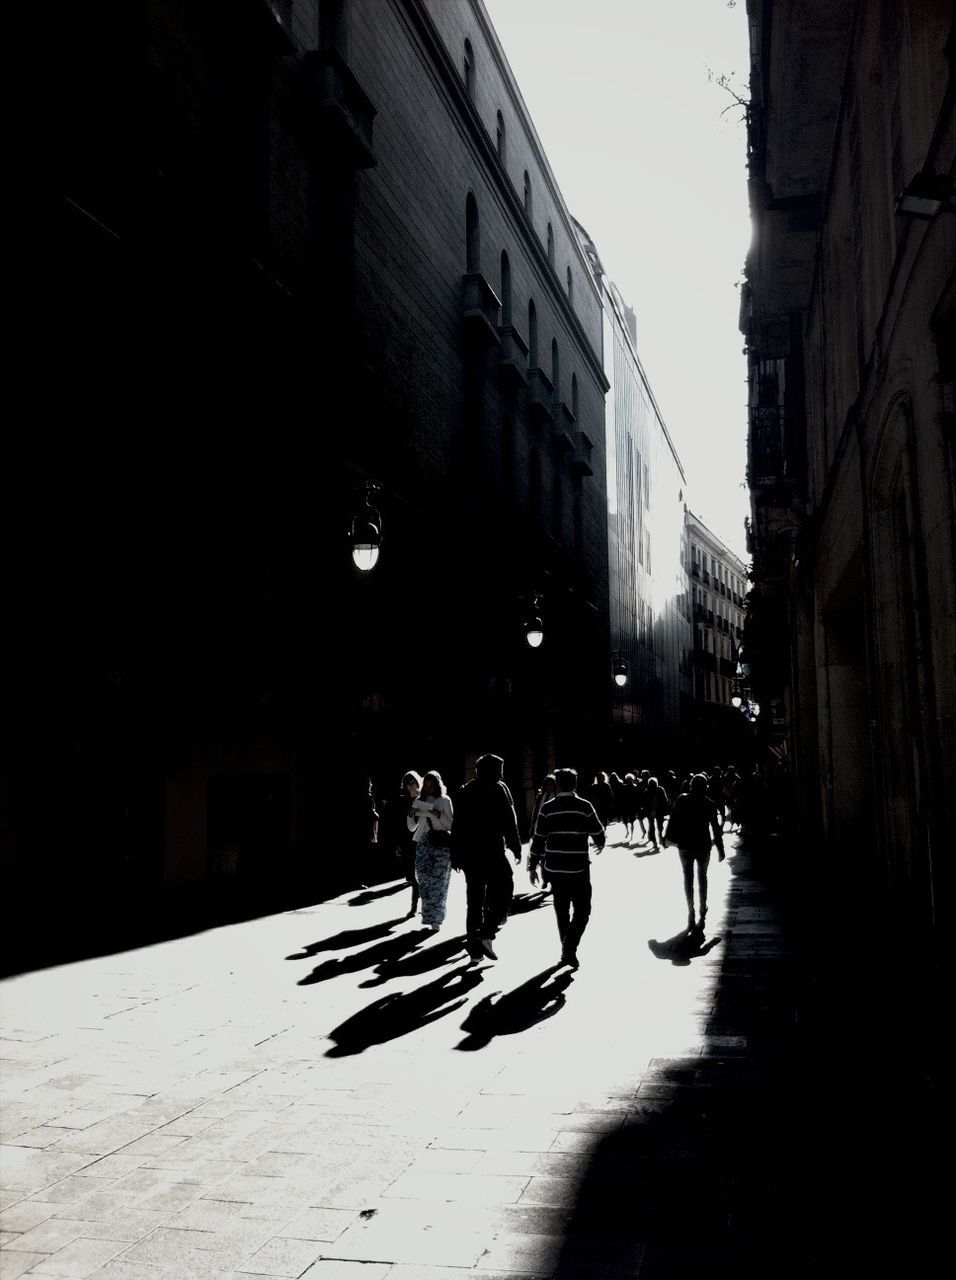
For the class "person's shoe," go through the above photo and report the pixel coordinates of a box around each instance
[560,950,579,970]
[479,937,498,960]
[687,911,696,930]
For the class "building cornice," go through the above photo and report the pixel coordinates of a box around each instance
[397,0,609,392]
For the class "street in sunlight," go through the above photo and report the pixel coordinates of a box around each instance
[1,829,793,1279]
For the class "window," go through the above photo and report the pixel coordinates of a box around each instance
[528,299,538,367]
[566,265,573,302]
[523,170,532,217]
[463,39,475,97]
[547,222,554,265]
[465,192,479,273]
[551,338,560,400]
[571,373,578,420]
[500,251,512,327]
[496,110,505,163]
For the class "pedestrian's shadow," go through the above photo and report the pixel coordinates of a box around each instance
[455,966,574,1050]
[348,882,407,906]
[632,845,660,858]
[359,935,468,987]
[298,930,424,985]
[647,929,723,967]
[286,919,401,961]
[325,965,485,1056]
[508,891,552,916]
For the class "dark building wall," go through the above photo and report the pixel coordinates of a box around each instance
[9,0,611,912]
[742,0,954,1049]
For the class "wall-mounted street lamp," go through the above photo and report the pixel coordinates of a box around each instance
[895,171,954,220]
[524,594,544,648]
[350,482,382,572]
[612,653,628,687]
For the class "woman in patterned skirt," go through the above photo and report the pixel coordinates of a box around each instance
[408,771,454,930]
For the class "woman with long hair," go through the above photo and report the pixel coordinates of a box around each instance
[385,770,423,917]
[408,770,454,930]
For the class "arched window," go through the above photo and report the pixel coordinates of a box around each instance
[571,373,579,420]
[463,39,475,97]
[465,192,479,273]
[528,299,538,368]
[547,222,554,265]
[523,171,532,217]
[551,337,560,400]
[496,110,506,164]
[500,250,512,327]
[566,265,573,302]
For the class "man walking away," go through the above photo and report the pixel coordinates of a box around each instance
[529,767,605,970]
[454,754,522,961]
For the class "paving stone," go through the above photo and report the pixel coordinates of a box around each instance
[0,1251,50,1279]
[13,1235,129,1276]
[235,1236,324,1275]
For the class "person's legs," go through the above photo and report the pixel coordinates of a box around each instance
[483,857,514,939]
[561,875,592,962]
[464,867,486,947]
[697,853,711,923]
[549,877,572,950]
[678,848,696,925]
[417,842,450,927]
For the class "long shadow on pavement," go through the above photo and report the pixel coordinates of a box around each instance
[286,919,402,960]
[297,929,426,985]
[325,964,485,1056]
[455,965,574,1050]
[359,935,469,987]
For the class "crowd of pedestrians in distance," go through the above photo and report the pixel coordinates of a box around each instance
[348,755,791,971]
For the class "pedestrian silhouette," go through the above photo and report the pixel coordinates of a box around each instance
[455,966,575,1050]
[359,934,468,987]
[297,930,422,985]
[285,919,399,960]
[325,965,484,1055]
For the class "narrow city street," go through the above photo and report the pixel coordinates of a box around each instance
[1,832,808,1279]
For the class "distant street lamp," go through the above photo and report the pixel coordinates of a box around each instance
[350,482,382,572]
[612,653,628,687]
[524,595,544,648]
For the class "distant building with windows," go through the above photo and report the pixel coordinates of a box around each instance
[685,510,751,764]
[576,222,692,770]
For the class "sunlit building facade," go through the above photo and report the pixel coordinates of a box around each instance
[576,225,692,769]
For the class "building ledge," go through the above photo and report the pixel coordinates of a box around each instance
[296,48,377,169]
[463,273,501,345]
[497,324,528,385]
[527,367,554,426]
[570,430,594,476]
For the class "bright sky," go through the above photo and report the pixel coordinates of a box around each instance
[483,0,752,559]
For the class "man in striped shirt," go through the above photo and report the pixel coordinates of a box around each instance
[529,767,605,969]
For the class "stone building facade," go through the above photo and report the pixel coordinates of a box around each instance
[13,0,611,913]
[575,225,693,770]
[685,511,751,768]
[741,1,954,1016]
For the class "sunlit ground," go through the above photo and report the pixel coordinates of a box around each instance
[1,825,736,1274]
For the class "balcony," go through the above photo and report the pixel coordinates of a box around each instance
[702,570,710,585]
[497,325,528,387]
[570,430,594,476]
[691,563,700,578]
[462,273,501,346]
[296,48,377,169]
[527,367,554,426]
[553,401,575,451]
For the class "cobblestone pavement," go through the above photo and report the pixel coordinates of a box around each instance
[0,830,828,1278]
